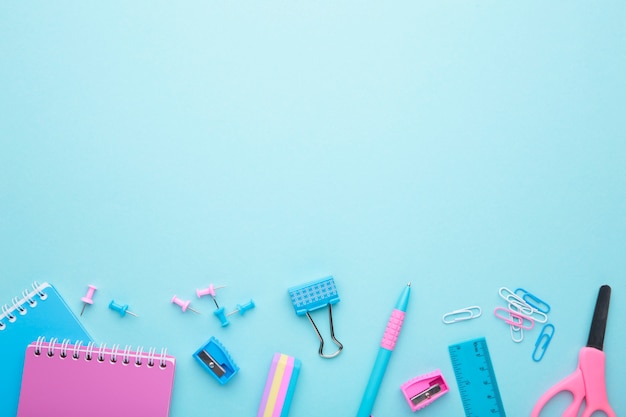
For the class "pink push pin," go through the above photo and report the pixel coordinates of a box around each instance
[80,285,97,316]
[197,284,226,309]
[196,284,226,299]
[171,295,201,314]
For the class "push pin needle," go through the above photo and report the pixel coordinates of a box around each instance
[109,300,138,317]
[80,285,97,316]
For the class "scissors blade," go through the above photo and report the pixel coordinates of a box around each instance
[586,285,611,351]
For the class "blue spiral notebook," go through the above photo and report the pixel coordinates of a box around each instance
[0,281,92,416]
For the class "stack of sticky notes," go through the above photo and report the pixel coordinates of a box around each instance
[257,353,301,417]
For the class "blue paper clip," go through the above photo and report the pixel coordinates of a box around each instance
[288,276,343,359]
[193,336,239,384]
[532,323,555,362]
[515,288,551,314]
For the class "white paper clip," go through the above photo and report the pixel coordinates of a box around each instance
[498,286,552,343]
[508,301,548,324]
[510,325,524,343]
[499,287,534,312]
[442,306,482,324]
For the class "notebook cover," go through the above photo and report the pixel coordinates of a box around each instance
[17,341,176,417]
[0,282,92,417]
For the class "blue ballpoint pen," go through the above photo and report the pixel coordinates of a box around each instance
[356,282,411,417]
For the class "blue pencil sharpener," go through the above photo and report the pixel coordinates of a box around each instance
[193,336,239,385]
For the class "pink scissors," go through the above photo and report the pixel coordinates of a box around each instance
[531,285,615,417]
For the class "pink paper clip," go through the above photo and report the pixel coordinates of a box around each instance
[401,370,449,411]
[494,306,535,330]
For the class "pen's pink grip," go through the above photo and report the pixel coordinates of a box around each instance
[381,309,405,350]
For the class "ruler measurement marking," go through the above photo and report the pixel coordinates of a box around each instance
[448,337,506,417]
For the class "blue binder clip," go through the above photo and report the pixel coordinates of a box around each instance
[193,337,239,385]
[288,276,343,359]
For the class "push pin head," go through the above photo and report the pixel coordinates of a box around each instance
[80,285,97,316]
[196,284,226,299]
[171,295,201,314]
[213,307,230,327]
[108,300,138,317]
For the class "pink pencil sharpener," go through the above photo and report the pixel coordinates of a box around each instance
[400,370,449,412]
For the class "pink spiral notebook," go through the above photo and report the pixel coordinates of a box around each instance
[17,338,176,417]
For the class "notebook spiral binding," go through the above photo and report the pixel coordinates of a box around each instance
[0,281,48,330]
[32,337,172,369]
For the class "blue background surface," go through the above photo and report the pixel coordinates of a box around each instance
[1,2,625,416]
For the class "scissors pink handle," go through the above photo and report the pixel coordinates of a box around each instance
[531,347,615,417]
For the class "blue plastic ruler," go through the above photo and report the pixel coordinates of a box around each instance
[448,337,506,417]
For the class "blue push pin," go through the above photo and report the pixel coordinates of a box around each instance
[109,300,138,317]
[213,300,255,327]
[214,307,230,327]
[231,300,255,316]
